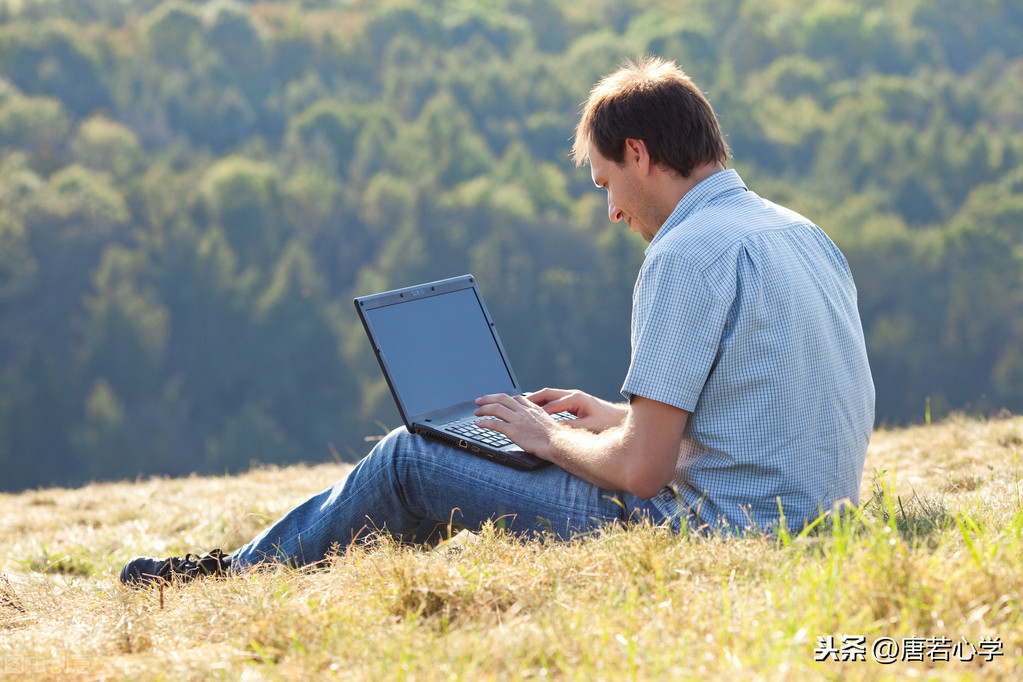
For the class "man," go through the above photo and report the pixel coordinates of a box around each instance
[121,57,874,585]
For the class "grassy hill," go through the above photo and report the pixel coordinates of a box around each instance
[1,415,1022,679]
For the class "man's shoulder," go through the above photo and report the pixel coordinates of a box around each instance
[644,194,771,274]
[642,194,854,308]
[658,190,830,258]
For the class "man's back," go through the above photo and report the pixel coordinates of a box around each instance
[624,170,875,532]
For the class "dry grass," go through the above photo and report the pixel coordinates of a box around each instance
[2,414,1022,680]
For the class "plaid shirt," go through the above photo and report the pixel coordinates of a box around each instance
[622,170,875,532]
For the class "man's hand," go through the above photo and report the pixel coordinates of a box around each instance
[471,388,626,458]
[525,388,627,433]
[473,393,560,460]
[474,390,688,499]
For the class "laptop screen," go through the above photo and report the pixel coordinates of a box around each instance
[361,285,517,418]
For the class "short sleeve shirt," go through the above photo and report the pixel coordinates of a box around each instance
[622,170,875,532]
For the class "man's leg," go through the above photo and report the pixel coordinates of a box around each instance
[230,427,664,571]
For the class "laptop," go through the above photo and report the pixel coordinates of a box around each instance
[354,274,575,470]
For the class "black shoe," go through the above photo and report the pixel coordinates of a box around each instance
[120,549,230,587]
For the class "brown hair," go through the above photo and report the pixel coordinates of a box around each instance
[572,57,730,177]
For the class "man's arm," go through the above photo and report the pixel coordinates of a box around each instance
[474,391,688,498]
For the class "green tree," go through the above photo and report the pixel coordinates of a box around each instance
[198,156,286,270]
[70,115,144,180]
[0,212,41,489]
[286,99,368,177]
[0,91,71,166]
[140,1,204,69]
[252,240,358,461]
[0,21,112,118]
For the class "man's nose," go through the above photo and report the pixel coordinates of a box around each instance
[608,199,623,223]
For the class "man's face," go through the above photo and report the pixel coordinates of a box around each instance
[587,139,662,243]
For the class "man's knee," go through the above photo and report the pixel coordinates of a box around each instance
[370,426,415,457]
[365,426,425,480]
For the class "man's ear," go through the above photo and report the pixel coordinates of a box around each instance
[623,138,651,174]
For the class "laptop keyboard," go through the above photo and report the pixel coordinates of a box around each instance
[444,411,577,449]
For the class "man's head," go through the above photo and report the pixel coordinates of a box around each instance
[572,57,730,178]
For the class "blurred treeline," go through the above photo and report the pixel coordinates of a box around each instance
[0,0,1021,491]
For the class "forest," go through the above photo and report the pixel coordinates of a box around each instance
[0,0,1021,491]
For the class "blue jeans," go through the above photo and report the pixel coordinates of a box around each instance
[230,427,672,571]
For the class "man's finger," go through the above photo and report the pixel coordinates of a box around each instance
[475,393,518,408]
[526,388,570,406]
[473,402,516,424]
[475,417,511,434]
[540,396,571,414]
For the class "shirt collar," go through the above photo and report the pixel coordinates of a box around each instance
[647,169,748,252]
